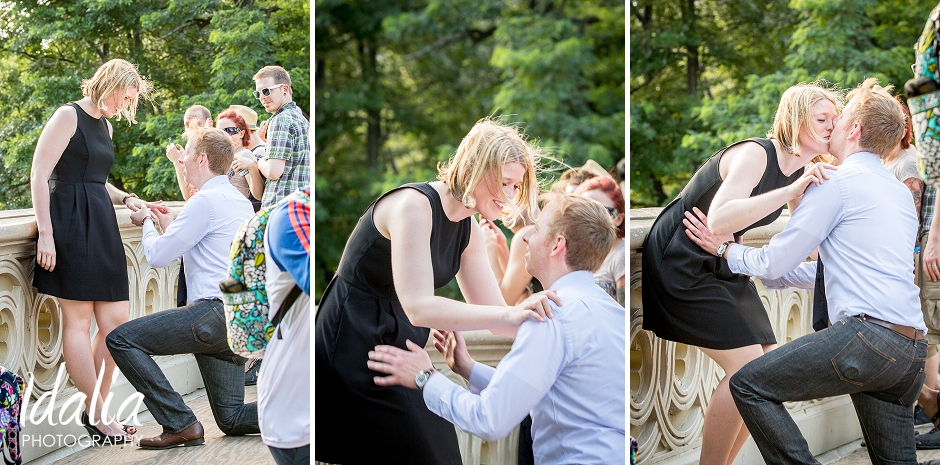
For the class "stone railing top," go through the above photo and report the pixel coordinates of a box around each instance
[0,202,186,242]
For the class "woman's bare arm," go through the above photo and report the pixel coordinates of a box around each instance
[378,189,557,332]
[31,106,77,271]
[710,143,833,235]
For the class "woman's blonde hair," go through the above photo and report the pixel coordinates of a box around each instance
[81,59,153,124]
[768,82,843,157]
[438,118,541,228]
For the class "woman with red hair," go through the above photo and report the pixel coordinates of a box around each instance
[575,175,625,306]
[217,108,265,210]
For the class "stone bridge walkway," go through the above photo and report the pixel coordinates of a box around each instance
[822,422,940,465]
[30,386,273,465]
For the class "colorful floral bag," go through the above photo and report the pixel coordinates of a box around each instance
[220,203,277,359]
[219,189,309,359]
[0,367,23,465]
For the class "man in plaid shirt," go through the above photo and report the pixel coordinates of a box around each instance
[916,184,940,448]
[253,66,310,207]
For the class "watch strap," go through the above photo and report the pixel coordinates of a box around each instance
[717,240,734,258]
[416,367,436,390]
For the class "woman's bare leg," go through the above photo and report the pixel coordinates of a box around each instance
[90,300,130,434]
[698,343,771,465]
[60,298,130,437]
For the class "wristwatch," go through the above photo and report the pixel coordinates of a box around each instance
[415,367,436,390]
[716,240,734,258]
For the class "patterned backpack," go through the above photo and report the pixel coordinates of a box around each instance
[0,367,22,465]
[907,2,940,182]
[219,189,306,358]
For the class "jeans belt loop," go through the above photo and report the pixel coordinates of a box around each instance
[858,314,924,341]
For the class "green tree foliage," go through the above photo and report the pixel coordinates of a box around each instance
[0,0,309,209]
[631,0,937,207]
[315,0,625,301]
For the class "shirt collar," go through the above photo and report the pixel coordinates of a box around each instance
[273,101,297,117]
[545,270,595,293]
[200,175,229,191]
[840,151,882,167]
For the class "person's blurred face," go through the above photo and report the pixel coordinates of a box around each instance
[798,98,838,156]
[180,140,204,185]
[183,109,210,135]
[471,162,525,221]
[522,201,559,279]
[254,76,290,114]
[828,100,854,159]
[102,87,138,118]
[580,188,623,229]
[217,117,245,148]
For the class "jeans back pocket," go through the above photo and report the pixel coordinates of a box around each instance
[832,331,895,386]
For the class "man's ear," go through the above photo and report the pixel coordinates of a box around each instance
[550,235,567,258]
[846,122,862,141]
[205,119,214,128]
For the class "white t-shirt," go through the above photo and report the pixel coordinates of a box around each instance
[257,235,310,448]
[593,240,625,305]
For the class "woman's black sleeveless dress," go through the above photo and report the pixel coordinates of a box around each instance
[315,182,468,464]
[642,138,803,349]
[33,102,128,301]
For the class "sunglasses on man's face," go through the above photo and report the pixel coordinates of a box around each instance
[253,84,286,99]
[605,206,621,219]
[221,126,242,136]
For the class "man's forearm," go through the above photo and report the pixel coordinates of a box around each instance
[257,157,285,180]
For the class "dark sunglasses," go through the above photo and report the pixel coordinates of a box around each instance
[253,84,286,99]
[221,126,243,135]
[605,206,621,218]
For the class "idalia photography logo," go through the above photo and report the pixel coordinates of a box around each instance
[20,363,145,448]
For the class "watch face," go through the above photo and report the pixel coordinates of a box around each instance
[416,371,429,388]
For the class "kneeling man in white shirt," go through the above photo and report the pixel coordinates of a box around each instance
[368,193,625,465]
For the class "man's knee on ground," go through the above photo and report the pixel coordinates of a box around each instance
[216,411,252,436]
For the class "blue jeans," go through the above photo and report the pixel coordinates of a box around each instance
[106,299,259,435]
[269,445,310,465]
[730,316,926,465]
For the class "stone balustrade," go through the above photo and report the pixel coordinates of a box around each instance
[0,204,520,464]
[630,207,862,464]
[429,330,517,464]
[0,204,211,463]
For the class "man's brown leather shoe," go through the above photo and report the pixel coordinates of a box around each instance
[139,421,205,449]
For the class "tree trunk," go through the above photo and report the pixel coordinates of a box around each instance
[681,0,698,96]
[362,38,381,168]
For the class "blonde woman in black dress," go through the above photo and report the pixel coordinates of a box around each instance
[31,59,154,443]
[642,83,841,465]
[316,119,560,464]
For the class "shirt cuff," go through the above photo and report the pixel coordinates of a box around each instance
[142,220,158,236]
[422,371,454,411]
[726,243,745,274]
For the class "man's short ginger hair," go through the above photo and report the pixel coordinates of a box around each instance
[188,128,234,175]
[541,193,615,273]
[844,78,907,158]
